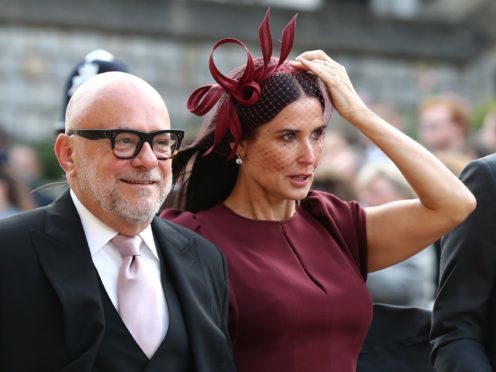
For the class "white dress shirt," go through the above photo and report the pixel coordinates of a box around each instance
[70,190,169,339]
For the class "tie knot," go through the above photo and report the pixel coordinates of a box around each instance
[112,234,142,257]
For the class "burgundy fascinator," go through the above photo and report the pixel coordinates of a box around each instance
[187,9,298,156]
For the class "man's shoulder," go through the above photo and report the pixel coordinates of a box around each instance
[0,206,46,233]
[152,216,222,256]
[0,207,49,257]
[481,153,496,163]
[471,153,496,171]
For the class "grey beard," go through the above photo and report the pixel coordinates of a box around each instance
[75,153,172,225]
[106,175,171,224]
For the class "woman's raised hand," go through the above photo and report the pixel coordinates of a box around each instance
[291,50,476,273]
[290,50,368,123]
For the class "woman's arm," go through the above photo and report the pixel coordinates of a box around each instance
[291,50,476,272]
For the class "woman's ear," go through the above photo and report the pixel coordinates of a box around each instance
[231,140,248,159]
[54,134,76,177]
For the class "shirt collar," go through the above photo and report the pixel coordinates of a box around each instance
[70,190,159,259]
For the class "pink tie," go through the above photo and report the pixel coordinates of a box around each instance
[112,234,163,358]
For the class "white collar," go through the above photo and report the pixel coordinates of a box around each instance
[70,189,159,259]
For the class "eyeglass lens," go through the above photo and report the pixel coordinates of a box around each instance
[114,132,178,159]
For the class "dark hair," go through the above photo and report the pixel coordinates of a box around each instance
[165,61,331,213]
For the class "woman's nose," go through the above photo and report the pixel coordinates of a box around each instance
[298,140,317,164]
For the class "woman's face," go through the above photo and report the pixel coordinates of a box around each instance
[239,96,326,202]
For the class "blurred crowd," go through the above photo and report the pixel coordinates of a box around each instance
[0,128,54,218]
[0,49,130,222]
[313,93,496,308]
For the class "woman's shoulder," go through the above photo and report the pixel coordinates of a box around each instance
[302,190,368,279]
[160,208,201,232]
[160,205,227,233]
[301,190,362,219]
[300,190,365,240]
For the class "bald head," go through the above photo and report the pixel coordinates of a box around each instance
[55,71,174,235]
[65,71,170,133]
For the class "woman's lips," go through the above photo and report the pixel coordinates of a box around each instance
[288,173,312,186]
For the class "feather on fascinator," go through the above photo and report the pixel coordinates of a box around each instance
[187,9,298,156]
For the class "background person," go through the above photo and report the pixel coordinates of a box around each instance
[0,168,35,218]
[356,160,437,308]
[54,48,129,135]
[8,144,54,207]
[431,153,496,371]
[418,94,477,159]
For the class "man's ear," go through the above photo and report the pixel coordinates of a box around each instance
[54,134,75,176]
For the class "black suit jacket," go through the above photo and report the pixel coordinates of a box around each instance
[358,304,434,372]
[431,154,496,371]
[0,190,235,372]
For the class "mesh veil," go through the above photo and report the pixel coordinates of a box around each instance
[192,62,333,156]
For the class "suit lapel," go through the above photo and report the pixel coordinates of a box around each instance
[32,190,105,372]
[151,218,212,371]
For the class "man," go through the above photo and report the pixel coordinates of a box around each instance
[430,154,496,371]
[0,72,235,372]
[418,95,477,159]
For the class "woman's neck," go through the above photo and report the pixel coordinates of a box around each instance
[223,181,296,221]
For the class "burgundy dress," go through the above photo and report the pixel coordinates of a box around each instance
[162,191,372,372]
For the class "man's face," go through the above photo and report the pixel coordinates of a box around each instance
[419,105,463,152]
[63,74,173,229]
[73,141,172,225]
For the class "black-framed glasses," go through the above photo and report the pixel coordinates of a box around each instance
[68,129,184,160]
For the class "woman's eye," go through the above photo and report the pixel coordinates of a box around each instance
[311,128,325,140]
[281,132,296,142]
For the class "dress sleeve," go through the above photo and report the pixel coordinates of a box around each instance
[301,190,368,280]
[160,208,202,233]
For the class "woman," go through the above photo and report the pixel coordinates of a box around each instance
[161,10,475,372]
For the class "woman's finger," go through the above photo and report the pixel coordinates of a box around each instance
[291,57,334,78]
[295,50,331,62]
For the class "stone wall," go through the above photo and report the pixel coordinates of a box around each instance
[0,0,494,144]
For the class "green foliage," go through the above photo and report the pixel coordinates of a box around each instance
[32,140,63,181]
[471,100,496,130]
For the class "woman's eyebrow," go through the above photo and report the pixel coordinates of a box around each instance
[274,124,326,134]
[274,128,299,134]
